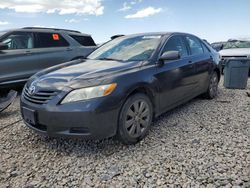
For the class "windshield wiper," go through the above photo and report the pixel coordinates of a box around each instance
[97,57,124,61]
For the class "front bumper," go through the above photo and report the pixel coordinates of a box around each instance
[20,93,121,140]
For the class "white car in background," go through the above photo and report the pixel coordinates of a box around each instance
[219,39,250,73]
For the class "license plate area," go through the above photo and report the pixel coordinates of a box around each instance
[22,107,36,125]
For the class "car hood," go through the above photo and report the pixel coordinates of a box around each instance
[220,48,250,57]
[29,59,142,90]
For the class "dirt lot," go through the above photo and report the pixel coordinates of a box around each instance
[0,78,250,188]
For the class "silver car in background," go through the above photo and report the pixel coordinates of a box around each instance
[0,27,97,88]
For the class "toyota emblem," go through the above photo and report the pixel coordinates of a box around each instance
[28,85,36,95]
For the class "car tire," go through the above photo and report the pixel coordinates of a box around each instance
[204,72,219,99]
[117,93,153,145]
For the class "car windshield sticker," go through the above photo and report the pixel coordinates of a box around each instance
[53,34,60,40]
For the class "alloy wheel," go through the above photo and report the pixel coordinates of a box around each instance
[209,73,218,98]
[125,100,151,138]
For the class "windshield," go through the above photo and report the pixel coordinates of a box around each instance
[223,40,250,49]
[0,31,7,37]
[88,35,162,61]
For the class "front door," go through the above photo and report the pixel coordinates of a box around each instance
[155,35,198,112]
[0,32,38,85]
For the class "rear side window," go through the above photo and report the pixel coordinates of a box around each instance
[1,32,34,49]
[35,33,69,48]
[201,42,210,53]
[70,35,96,46]
[162,36,188,58]
[185,36,204,55]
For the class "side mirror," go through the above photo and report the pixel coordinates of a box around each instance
[0,42,8,50]
[159,51,180,63]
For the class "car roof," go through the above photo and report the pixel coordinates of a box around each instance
[3,27,91,37]
[120,32,198,38]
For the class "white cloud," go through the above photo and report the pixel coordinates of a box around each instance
[118,2,131,12]
[65,18,89,23]
[130,0,142,5]
[0,0,104,16]
[125,7,162,19]
[65,19,80,23]
[0,21,9,25]
[118,0,142,12]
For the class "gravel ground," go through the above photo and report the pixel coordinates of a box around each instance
[0,78,250,188]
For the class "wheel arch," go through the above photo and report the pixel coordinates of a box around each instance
[123,84,158,116]
[214,67,221,81]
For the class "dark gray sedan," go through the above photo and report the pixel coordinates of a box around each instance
[21,32,221,144]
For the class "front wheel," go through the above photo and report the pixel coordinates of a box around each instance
[204,72,219,99]
[117,93,153,145]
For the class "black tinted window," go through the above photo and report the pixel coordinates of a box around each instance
[70,35,96,46]
[2,32,33,49]
[162,36,188,58]
[35,33,69,48]
[186,36,204,55]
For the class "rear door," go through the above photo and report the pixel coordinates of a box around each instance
[0,31,38,84]
[32,32,74,70]
[184,35,212,92]
[155,35,198,111]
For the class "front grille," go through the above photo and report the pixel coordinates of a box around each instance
[23,86,58,105]
[221,56,248,60]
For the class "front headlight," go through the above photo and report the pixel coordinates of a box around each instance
[61,83,117,104]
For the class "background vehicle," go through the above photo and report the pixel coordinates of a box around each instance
[0,90,17,112]
[218,39,250,73]
[0,27,97,88]
[211,41,226,52]
[21,32,221,144]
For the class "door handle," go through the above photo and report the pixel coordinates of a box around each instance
[66,48,73,51]
[26,51,32,55]
[188,60,193,64]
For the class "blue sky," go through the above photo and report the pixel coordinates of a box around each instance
[0,0,250,43]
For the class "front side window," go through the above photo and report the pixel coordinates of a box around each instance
[186,36,204,55]
[161,36,188,58]
[1,32,33,49]
[70,35,96,46]
[88,35,162,62]
[35,33,69,48]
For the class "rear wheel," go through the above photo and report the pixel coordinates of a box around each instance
[204,72,219,99]
[117,93,153,145]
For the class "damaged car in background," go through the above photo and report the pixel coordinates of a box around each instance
[218,39,250,74]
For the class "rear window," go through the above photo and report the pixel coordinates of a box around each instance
[70,35,96,46]
[35,33,69,48]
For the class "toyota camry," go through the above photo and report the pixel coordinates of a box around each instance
[21,32,221,144]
